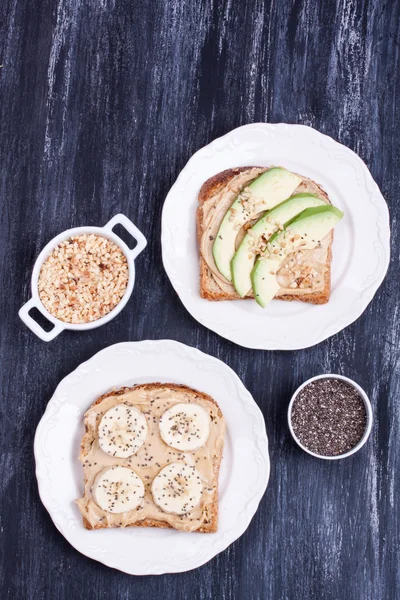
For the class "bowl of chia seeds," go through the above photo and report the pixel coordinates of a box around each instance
[288,374,372,460]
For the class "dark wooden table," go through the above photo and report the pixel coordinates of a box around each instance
[1,1,399,598]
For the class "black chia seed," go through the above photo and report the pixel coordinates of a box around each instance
[291,379,367,456]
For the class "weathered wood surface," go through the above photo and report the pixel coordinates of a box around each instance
[0,0,399,598]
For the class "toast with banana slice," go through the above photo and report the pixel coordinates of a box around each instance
[76,383,225,533]
[197,166,343,305]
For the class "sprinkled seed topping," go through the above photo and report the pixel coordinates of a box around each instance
[98,404,148,458]
[167,412,200,439]
[151,463,203,515]
[159,403,210,451]
[92,466,144,514]
[291,379,367,456]
[38,233,128,323]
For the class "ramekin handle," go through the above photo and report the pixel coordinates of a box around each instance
[103,214,147,260]
[19,298,64,342]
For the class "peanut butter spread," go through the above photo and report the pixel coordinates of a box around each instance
[200,168,331,296]
[76,385,225,532]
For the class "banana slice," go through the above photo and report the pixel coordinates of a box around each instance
[92,466,144,514]
[159,403,210,451]
[98,404,147,458]
[152,463,203,515]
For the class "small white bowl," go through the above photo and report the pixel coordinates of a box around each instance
[19,214,147,342]
[288,374,373,460]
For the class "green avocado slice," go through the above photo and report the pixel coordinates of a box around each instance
[251,205,344,308]
[212,168,302,281]
[231,193,327,297]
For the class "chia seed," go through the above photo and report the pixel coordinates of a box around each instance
[291,379,367,456]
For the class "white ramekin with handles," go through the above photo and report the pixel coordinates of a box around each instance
[19,214,147,342]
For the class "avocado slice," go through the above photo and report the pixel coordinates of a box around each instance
[251,205,344,308]
[212,168,302,281]
[231,193,326,297]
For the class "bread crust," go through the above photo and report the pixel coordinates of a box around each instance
[197,167,333,304]
[80,383,223,533]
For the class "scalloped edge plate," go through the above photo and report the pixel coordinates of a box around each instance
[34,340,270,575]
[161,123,390,349]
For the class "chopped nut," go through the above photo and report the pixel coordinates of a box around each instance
[38,234,128,324]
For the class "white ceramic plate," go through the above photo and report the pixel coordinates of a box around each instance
[34,340,270,575]
[162,123,390,350]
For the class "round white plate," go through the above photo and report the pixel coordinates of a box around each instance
[34,340,270,575]
[162,123,390,350]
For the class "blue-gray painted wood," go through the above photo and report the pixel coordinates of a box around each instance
[0,1,399,598]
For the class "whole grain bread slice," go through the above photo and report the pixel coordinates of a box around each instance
[197,167,333,304]
[79,383,224,533]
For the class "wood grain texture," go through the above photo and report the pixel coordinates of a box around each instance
[0,0,399,598]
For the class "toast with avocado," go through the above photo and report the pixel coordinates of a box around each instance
[197,166,343,306]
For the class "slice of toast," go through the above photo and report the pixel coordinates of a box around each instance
[197,167,333,304]
[77,383,225,533]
